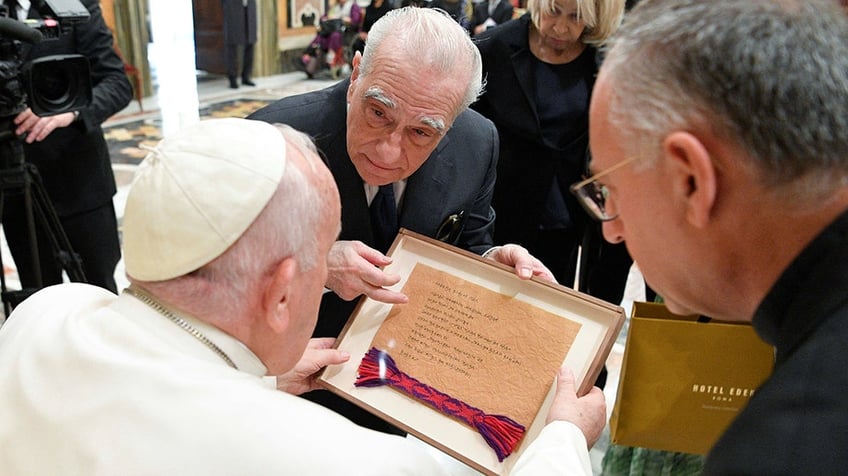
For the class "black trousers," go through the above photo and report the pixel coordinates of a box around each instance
[2,196,120,294]
[225,42,255,81]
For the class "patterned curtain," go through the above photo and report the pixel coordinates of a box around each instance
[111,0,152,97]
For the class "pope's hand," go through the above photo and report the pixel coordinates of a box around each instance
[546,366,607,448]
[276,338,350,395]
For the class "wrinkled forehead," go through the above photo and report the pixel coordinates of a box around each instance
[356,59,466,126]
[365,34,471,103]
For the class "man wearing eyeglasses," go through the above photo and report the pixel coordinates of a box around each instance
[249,7,558,434]
[578,0,848,473]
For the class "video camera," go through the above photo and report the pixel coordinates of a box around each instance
[0,0,94,313]
[0,0,93,121]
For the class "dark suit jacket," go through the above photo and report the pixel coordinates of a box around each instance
[248,78,499,338]
[20,0,132,217]
[471,0,514,33]
[222,0,257,45]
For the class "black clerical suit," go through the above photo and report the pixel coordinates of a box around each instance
[705,210,848,474]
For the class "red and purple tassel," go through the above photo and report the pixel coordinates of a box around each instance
[355,347,526,462]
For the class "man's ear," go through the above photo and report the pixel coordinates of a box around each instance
[663,131,717,229]
[349,52,362,83]
[263,257,298,335]
[346,52,361,104]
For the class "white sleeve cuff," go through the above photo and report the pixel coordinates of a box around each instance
[509,421,592,476]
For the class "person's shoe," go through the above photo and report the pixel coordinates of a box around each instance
[228,77,239,89]
[242,78,256,87]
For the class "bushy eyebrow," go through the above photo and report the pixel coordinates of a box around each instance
[421,117,445,133]
[363,86,446,133]
[364,87,395,109]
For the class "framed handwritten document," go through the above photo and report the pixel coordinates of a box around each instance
[318,230,625,475]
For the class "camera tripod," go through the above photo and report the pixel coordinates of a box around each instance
[0,118,85,318]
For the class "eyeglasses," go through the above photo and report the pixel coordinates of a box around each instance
[569,156,640,222]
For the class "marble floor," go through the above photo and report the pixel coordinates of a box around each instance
[0,65,645,475]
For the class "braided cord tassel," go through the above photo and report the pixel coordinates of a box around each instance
[355,347,526,461]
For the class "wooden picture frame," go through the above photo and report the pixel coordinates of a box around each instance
[318,230,625,475]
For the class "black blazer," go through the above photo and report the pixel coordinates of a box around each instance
[20,0,132,216]
[248,79,499,337]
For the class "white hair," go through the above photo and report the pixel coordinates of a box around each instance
[360,6,484,113]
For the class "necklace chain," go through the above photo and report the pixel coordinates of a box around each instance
[124,286,237,370]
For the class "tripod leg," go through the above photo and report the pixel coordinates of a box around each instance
[0,163,89,311]
[21,174,43,288]
[25,164,87,283]
[0,165,52,309]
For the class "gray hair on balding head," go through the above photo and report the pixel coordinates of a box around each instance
[359,6,484,113]
[601,0,848,201]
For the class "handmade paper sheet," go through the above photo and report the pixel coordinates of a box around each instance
[369,263,582,428]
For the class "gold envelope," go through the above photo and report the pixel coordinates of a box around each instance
[609,302,775,455]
